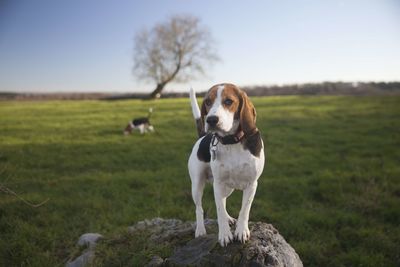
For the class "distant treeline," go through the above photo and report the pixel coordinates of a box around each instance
[1,82,399,100]
[0,92,113,101]
[242,81,400,97]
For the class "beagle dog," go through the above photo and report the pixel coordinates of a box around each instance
[123,118,154,135]
[123,108,154,135]
[188,83,265,246]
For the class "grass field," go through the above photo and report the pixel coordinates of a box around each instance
[0,95,399,266]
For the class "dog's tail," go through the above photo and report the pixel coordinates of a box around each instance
[190,88,205,137]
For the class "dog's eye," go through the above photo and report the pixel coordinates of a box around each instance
[205,99,212,106]
[224,98,233,106]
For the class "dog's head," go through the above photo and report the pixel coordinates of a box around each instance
[201,83,257,137]
[123,122,134,135]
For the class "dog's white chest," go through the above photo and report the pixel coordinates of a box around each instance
[210,143,264,190]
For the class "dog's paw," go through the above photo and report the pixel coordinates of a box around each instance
[227,215,237,226]
[195,225,207,237]
[234,224,251,243]
[218,225,233,247]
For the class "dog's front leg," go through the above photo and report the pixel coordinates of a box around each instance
[213,181,233,246]
[235,181,258,243]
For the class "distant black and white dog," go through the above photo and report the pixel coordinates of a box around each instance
[124,108,154,135]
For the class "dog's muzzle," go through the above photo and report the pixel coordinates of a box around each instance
[206,115,219,129]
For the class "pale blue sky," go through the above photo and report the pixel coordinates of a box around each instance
[0,0,399,93]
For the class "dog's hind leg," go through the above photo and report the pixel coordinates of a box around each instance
[188,148,208,238]
[191,172,207,237]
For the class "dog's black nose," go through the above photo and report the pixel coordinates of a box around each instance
[206,116,219,127]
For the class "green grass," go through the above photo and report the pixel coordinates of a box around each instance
[0,96,399,266]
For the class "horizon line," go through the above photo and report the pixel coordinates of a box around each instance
[1,80,400,94]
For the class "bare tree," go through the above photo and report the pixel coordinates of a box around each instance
[133,15,219,98]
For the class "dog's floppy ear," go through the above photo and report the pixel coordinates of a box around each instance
[200,99,208,125]
[239,91,257,135]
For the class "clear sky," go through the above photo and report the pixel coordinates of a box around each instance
[0,0,399,93]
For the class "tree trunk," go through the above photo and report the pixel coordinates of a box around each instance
[149,83,166,99]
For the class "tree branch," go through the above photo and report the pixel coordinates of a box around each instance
[0,184,50,208]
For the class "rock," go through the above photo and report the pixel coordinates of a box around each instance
[67,218,303,267]
[128,218,193,243]
[132,218,303,267]
[66,251,94,267]
[66,233,102,267]
[146,255,165,267]
[77,233,103,249]
[166,234,218,265]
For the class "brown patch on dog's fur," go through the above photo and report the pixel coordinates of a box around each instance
[124,124,133,134]
[221,84,241,118]
[195,118,205,137]
[201,85,219,122]
[243,131,263,157]
[239,90,257,135]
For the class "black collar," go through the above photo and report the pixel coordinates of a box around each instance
[214,130,245,145]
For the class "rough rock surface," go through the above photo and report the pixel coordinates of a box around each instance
[66,233,103,267]
[68,218,303,267]
[77,233,103,248]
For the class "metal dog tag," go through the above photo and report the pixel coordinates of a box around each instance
[210,134,219,161]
